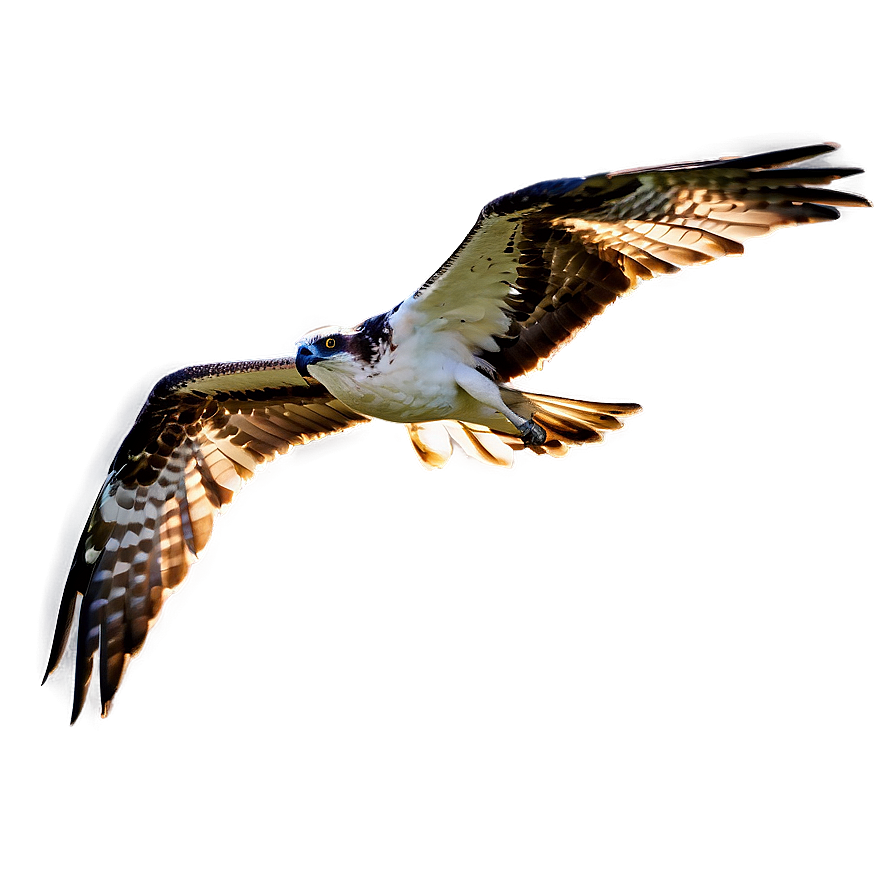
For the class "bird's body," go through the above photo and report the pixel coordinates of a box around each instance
[301,313,526,435]
[307,316,467,425]
[43,143,870,722]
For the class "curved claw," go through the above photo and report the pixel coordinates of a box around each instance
[518,419,547,446]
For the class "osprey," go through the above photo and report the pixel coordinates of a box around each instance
[44,144,868,722]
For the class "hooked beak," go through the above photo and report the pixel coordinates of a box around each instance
[295,343,319,377]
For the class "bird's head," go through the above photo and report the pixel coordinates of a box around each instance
[296,314,393,378]
[295,328,358,377]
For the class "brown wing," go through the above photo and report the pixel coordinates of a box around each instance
[43,357,368,722]
[400,144,869,380]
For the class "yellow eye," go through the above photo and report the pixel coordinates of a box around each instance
[325,337,336,349]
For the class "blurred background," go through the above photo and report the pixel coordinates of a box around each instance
[1,2,892,893]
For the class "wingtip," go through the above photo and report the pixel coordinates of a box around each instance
[41,632,68,685]
[802,141,840,158]
[69,659,91,725]
[719,142,846,172]
[41,640,67,685]
[44,584,81,689]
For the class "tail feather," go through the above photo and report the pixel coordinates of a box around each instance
[405,390,640,468]
[520,389,641,449]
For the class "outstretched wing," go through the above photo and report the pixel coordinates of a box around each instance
[44,358,368,722]
[393,143,869,379]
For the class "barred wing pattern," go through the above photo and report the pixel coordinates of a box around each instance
[404,144,869,380]
[44,358,368,722]
[45,144,869,722]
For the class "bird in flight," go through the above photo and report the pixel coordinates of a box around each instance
[44,144,869,722]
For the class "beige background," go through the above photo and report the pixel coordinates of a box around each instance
[2,2,891,893]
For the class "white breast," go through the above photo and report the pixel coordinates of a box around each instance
[311,332,475,424]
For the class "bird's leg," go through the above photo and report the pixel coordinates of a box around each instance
[453,365,547,446]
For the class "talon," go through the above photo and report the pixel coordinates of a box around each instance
[518,419,546,446]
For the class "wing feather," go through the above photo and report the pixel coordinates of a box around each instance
[47,145,870,721]
[44,357,368,722]
[395,144,869,379]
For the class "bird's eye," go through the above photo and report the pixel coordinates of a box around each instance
[325,337,336,349]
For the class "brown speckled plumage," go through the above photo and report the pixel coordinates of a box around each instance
[44,359,367,722]
[45,144,869,721]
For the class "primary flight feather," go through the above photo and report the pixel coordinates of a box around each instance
[44,143,869,722]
